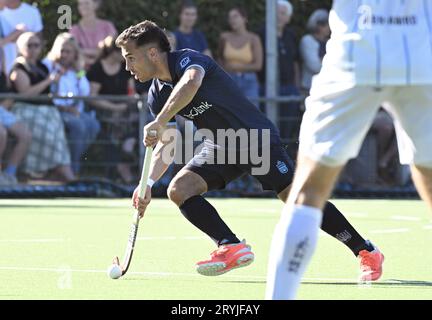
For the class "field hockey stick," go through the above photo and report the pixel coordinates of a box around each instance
[112,130,156,276]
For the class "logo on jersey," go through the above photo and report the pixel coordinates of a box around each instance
[335,230,352,243]
[180,56,191,69]
[276,161,288,174]
[184,101,212,120]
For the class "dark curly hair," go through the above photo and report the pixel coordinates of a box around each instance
[115,20,171,53]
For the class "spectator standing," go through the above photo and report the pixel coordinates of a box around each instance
[174,1,212,57]
[1,0,43,75]
[218,7,263,107]
[44,33,100,175]
[70,0,117,69]
[300,9,330,93]
[9,32,75,182]
[87,36,137,184]
[258,0,301,142]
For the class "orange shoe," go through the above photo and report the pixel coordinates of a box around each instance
[196,240,254,276]
[358,244,385,282]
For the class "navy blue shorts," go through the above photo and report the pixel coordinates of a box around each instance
[184,142,295,194]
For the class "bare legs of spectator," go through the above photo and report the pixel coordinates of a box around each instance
[0,123,31,185]
[7,123,32,170]
[116,163,133,184]
[115,137,136,184]
[53,165,76,182]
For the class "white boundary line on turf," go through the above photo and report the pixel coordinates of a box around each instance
[0,266,364,282]
[345,212,369,218]
[0,239,65,243]
[137,236,207,241]
[2,266,420,285]
[391,215,422,221]
[0,266,265,279]
[369,228,410,234]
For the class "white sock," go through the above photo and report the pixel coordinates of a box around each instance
[265,204,323,300]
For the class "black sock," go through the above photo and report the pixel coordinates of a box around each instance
[179,195,240,246]
[321,202,375,256]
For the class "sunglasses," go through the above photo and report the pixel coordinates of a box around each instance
[27,43,41,49]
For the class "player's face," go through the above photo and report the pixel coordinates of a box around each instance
[121,41,157,83]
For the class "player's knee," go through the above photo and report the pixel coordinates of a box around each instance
[167,181,185,205]
[167,176,205,206]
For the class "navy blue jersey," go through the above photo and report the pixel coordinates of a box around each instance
[147,49,281,144]
[147,79,176,125]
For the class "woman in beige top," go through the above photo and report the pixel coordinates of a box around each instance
[218,7,263,107]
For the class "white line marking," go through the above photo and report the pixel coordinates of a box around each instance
[391,216,421,221]
[0,266,361,282]
[1,266,420,285]
[240,208,278,213]
[369,228,410,234]
[423,225,432,230]
[137,236,206,241]
[137,236,177,241]
[345,212,369,218]
[0,239,64,243]
[183,236,207,240]
[0,266,264,279]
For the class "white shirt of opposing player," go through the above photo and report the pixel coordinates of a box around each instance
[317,0,432,86]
